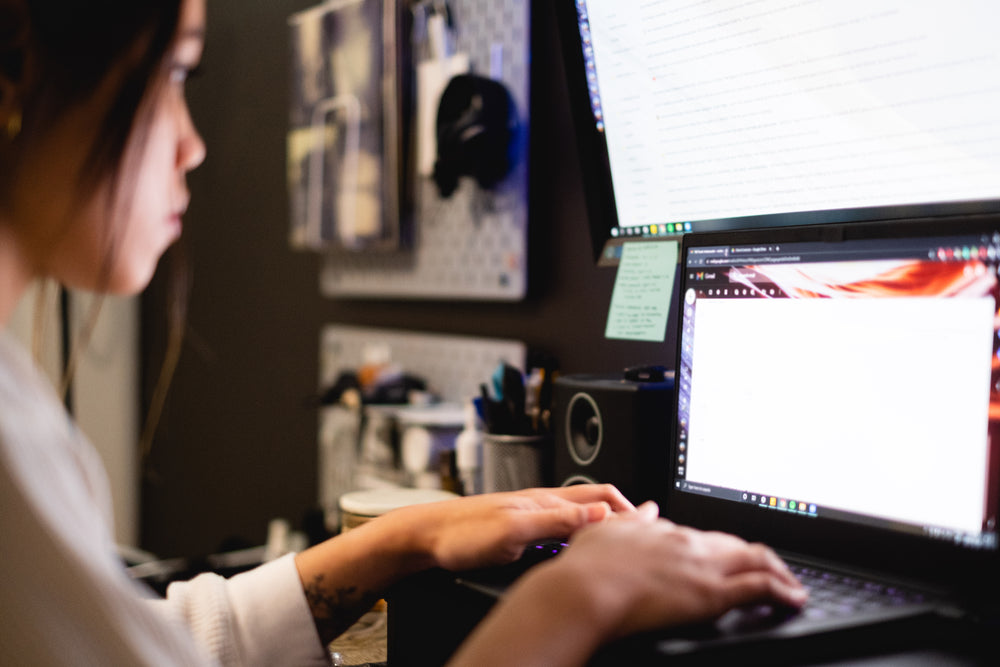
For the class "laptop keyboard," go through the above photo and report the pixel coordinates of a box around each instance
[714,562,932,635]
[791,564,928,619]
[513,545,929,616]
[474,541,933,633]
[509,540,569,574]
[516,544,927,613]
[451,540,944,660]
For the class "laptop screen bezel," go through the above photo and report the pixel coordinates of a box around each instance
[665,214,1000,594]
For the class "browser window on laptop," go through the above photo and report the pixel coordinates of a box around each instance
[674,232,999,551]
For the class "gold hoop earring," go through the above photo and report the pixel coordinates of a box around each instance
[4,111,21,141]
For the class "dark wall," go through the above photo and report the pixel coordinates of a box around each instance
[141,1,668,558]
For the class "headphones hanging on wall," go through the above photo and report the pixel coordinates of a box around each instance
[432,73,521,199]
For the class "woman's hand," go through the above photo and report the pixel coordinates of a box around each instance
[393,484,637,571]
[557,511,807,640]
[294,484,636,645]
[448,506,807,667]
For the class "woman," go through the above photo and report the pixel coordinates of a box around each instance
[0,0,806,664]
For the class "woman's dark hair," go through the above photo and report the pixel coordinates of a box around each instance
[22,1,182,191]
[7,1,190,457]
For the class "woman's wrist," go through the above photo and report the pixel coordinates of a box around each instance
[292,510,439,645]
[449,558,615,667]
[518,557,625,646]
[369,503,441,574]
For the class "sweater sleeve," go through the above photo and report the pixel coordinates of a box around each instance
[162,554,332,667]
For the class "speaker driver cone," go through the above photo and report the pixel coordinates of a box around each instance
[566,392,602,466]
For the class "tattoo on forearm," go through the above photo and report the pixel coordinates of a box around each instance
[303,573,380,645]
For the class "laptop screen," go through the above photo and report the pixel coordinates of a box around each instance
[673,222,1000,555]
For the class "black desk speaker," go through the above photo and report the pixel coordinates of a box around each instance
[552,373,674,506]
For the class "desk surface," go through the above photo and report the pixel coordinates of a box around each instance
[328,607,387,666]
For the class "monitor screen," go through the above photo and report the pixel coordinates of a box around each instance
[557,1,1000,265]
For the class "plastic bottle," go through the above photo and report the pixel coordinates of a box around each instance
[455,400,484,495]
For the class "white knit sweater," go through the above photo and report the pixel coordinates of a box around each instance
[0,332,330,666]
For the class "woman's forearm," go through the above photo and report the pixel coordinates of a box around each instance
[293,508,435,645]
[291,485,637,647]
[446,560,610,667]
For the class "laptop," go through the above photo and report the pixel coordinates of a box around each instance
[645,216,1000,662]
[444,217,999,663]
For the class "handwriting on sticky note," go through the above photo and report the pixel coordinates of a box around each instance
[605,241,678,342]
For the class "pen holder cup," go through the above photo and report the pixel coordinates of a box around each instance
[481,434,552,493]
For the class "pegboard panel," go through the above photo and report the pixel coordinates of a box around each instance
[320,324,526,403]
[320,0,530,300]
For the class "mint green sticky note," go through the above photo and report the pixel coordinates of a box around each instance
[605,241,679,342]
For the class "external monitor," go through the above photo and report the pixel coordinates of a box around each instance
[556,1,1000,266]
